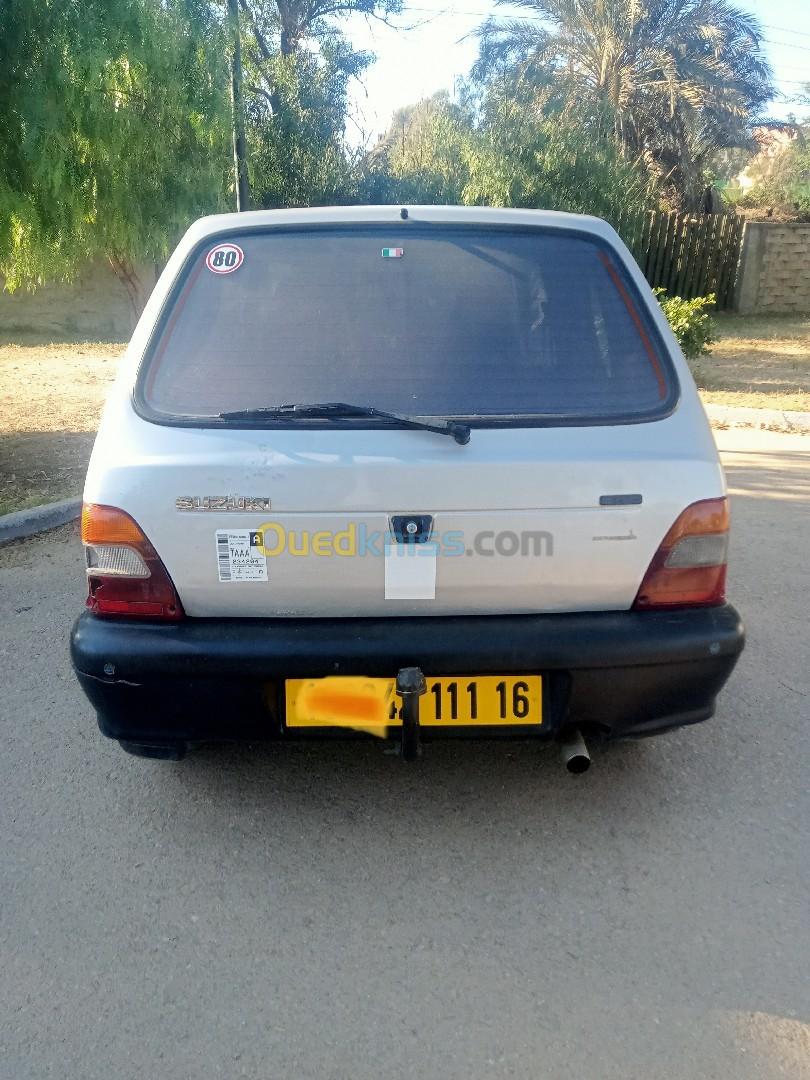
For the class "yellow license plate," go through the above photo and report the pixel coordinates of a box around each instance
[285,675,543,732]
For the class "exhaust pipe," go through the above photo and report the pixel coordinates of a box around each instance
[560,730,591,775]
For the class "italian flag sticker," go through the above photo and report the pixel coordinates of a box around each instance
[381,247,404,258]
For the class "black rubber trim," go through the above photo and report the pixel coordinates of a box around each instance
[71,605,744,679]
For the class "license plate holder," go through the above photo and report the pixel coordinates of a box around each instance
[284,674,543,731]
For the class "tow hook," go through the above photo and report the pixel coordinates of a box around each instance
[559,729,591,774]
[396,666,426,761]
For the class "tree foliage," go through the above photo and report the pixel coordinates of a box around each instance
[733,129,810,220]
[364,90,658,220]
[0,0,230,309]
[0,0,781,305]
[474,0,774,208]
[237,0,401,207]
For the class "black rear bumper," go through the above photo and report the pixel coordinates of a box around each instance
[70,605,744,746]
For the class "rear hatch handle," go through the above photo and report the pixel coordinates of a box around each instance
[218,402,472,445]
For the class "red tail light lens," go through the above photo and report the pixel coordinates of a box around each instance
[633,497,729,610]
[81,504,184,620]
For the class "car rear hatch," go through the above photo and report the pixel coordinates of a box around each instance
[86,216,725,618]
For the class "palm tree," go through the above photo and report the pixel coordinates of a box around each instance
[475,0,774,206]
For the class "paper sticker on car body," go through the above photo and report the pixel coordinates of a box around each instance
[216,530,267,582]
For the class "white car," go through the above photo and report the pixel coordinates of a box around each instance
[70,205,744,769]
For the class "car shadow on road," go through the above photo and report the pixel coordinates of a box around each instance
[159,729,692,843]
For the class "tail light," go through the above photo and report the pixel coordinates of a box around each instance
[81,503,184,620]
[633,497,729,609]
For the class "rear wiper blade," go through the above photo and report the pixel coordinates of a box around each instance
[218,402,471,445]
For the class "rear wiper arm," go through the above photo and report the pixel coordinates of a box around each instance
[218,402,471,445]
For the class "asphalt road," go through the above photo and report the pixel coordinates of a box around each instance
[1,429,809,1080]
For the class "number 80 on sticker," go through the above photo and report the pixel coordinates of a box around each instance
[206,242,244,274]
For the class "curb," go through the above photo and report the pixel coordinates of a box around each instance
[0,497,82,545]
[704,402,810,434]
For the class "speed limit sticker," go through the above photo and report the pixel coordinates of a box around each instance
[206,242,244,274]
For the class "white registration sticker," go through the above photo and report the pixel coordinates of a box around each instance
[384,543,436,600]
[215,530,268,582]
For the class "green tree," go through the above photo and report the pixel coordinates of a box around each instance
[363,94,472,204]
[235,0,402,207]
[364,90,657,220]
[0,0,230,317]
[737,127,810,219]
[474,0,774,208]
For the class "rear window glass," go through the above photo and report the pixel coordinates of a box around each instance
[141,226,674,422]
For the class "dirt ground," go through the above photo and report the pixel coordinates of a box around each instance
[695,314,810,412]
[0,341,123,515]
[0,316,808,514]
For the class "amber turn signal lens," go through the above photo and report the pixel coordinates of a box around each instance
[82,503,152,548]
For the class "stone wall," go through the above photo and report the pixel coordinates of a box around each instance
[735,223,810,315]
[0,261,158,341]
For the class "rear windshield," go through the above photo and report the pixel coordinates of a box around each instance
[140,226,674,423]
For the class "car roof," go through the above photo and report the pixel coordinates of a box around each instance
[182,204,618,248]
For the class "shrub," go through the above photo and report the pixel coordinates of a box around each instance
[654,289,716,359]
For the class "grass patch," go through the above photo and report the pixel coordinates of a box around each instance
[692,314,810,412]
